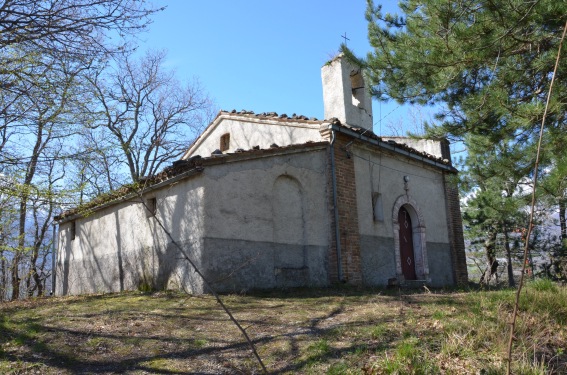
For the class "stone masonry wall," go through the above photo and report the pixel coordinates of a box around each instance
[443,173,468,285]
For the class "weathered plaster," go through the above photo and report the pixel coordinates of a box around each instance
[359,235,397,285]
[183,115,324,159]
[202,238,328,292]
[321,55,373,130]
[353,145,449,242]
[202,150,329,246]
[56,178,206,295]
[57,148,331,295]
[382,137,451,162]
[352,144,455,285]
[426,242,455,286]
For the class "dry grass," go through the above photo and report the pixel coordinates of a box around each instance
[0,282,566,374]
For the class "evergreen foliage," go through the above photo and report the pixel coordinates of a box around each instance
[351,0,567,282]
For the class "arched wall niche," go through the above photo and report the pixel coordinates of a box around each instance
[272,174,305,245]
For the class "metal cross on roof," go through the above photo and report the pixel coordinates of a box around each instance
[341,32,350,45]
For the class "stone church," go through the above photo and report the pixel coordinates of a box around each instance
[54,55,468,295]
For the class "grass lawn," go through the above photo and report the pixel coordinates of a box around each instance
[0,280,565,374]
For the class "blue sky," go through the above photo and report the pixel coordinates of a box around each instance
[142,1,426,136]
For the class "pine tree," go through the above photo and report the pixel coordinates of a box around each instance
[462,134,532,285]
[350,0,567,279]
[354,0,566,140]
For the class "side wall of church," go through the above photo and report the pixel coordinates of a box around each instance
[56,178,207,296]
[56,146,331,295]
[185,116,324,158]
[199,147,331,292]
[352,144,456,287]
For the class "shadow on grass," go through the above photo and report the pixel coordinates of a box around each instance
[0,315,245,374]
[1,285,564,374]
[241,283,479,299]
[0,293,400,374]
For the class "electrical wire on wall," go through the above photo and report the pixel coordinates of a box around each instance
[368,150,385,222]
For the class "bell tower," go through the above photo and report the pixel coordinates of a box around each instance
[321,54,373,130]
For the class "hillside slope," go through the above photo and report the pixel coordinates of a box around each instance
[1,283,566,374]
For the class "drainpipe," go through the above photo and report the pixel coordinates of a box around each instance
[51,222,57,296]
[329,129,343,282]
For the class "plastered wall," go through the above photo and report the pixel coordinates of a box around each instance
[56,147,331,295]
[200,149,331,291]
[185,116,324,159]
[56,179,206,296]
[352,145,455,286]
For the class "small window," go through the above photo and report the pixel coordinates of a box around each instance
[372,193,384,222]
[145,197,157,217]
[70,221,76,241]
[220,133,230,152]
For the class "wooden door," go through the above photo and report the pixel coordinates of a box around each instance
[398,207,417,280]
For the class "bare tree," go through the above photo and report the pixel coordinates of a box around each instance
[8,55,85,300]
[0,176,19,301]
[0,0,165,300]
[65,127,126,204]
[25,155,65,297]
[87,49,214,183]
[0,0,162,159]
[0,0,160,56]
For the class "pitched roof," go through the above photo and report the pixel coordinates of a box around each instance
[221,109,321,122]
[189,110,453,168]
[181,109,324,160]
[55,111,456,223]
[322,118,454,170]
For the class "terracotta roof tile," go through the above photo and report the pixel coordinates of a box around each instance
[56,112,453,222]
[221,109,319,122]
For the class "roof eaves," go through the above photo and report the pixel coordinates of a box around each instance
[56,141,329,224]
[199,141,328,166]
[222,109,322,123]
[327,122,458,173]
[55,166,204,224]
[182,110,323,160]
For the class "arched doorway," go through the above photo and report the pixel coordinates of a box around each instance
[398,206,417,280]
[392,195,429,282]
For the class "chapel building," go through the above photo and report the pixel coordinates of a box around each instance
[54,55,468,295]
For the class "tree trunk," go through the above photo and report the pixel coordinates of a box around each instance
[480,230,499,285]
[11,121,44,300]
[560,199,566,241]
[28,218,52,297]
[11,198,27,301]
[0,251,6,301]
[33,270,43,296]
[504,229,515,287]
[28,249,40,297]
